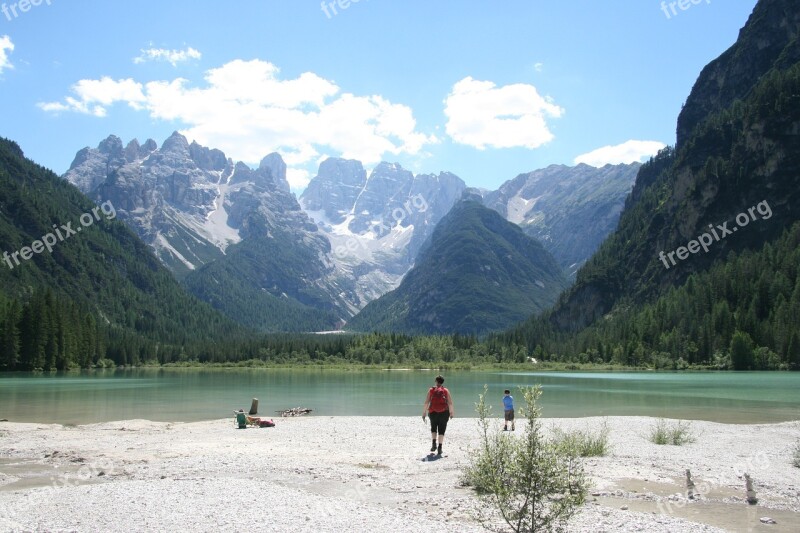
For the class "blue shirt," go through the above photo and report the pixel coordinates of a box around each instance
[503,395,514,410]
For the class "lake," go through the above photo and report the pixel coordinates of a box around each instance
[1,369,798,425]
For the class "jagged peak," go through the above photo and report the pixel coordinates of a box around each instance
[188,140,228,171]
[160,131,190,155]
[371,161,408,173]
[258,152,287,180]
[97,135,123,156]
[318,156,364,171]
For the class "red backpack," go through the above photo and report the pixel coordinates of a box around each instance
[429,386,449,412]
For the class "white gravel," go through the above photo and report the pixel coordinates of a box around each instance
[1,416,798,532]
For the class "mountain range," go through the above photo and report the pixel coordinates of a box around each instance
[64,132,355,332]
[63,134,636,333]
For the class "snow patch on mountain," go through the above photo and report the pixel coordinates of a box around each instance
[155,233,195,271]
[200,170,241,252]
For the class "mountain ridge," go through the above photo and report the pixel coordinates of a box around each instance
[483,162,639,277]
[346,199,568,335]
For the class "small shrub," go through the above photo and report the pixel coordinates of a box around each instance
[552,420,611,457]
[649,419,696,446]
[464,385,587,532]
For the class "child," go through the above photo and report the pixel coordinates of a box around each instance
[503,389,515,431]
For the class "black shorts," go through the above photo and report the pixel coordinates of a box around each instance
[504,409,515,421]
[429,411,450,435]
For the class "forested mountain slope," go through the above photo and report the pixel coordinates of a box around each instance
[502,0,800,369]
[0,138,242,369]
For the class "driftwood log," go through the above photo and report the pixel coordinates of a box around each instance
[276,407,313,417]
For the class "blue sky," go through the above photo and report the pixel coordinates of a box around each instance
[0,0,757,191]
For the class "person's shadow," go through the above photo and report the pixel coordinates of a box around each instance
[421,453,443,462]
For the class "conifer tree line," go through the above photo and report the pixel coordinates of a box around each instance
[496,223,800,371]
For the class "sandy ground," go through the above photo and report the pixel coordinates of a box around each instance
[0,416,798,532]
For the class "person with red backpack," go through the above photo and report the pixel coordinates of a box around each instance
[422,375,454,456]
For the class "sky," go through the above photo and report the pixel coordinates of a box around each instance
[0,0,758,192]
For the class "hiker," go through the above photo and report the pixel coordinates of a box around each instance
[422,375,454,456]
[503,389,515,431]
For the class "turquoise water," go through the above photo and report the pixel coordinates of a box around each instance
[0,369,798,424]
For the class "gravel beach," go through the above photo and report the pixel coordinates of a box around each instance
[1,416,798,532]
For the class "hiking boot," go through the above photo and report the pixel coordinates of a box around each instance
[431,441,437,452]
[437,444,443,456]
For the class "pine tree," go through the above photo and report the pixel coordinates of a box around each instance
[0,300,21,369]
[730,330,755,371]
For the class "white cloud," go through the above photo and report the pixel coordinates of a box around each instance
[574,140,666,167]
[38,77,146,117]
[534,62,544,73]
[0,35,14,74]
[134,47,202,67]
[39,59,435,172]
[444,77,563,150]
[286,168,311,190]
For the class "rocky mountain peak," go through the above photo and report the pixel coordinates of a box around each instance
[97,135,123,157]
[188,141,229,172]
[160,131,191,157]
[300,158,367,223]
[258,152,286,176]
[676,0,800,146]
[124,139,141,162]
[460,188,484,203]
[258,153,290,193]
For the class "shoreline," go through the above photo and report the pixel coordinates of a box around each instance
[6,364,783,373]
[1,416,799,532]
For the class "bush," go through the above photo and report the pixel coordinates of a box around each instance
[464,385,587,532]
[552,420,611,457]
[712,350,732,370]
[649,419,696,446]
